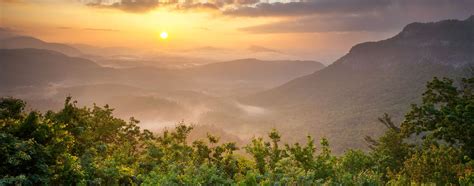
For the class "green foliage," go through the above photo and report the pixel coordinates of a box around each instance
[0,97,25,119]
[399,145,466,184]
[401,77,474,158]
[365,114,412,181]
[0,76,473,184]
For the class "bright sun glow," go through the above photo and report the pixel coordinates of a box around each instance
[160,32,169,39]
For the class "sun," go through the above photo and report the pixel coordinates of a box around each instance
[160,32,168,39]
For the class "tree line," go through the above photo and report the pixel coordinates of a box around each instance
[1,76,473,185]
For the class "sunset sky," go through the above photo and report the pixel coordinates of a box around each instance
[1,0,473,63]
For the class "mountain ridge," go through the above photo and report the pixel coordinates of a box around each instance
[241,16,474,152]
[0,36,83,56]
[0,48,326,96]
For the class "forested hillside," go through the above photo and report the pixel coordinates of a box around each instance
[243,16,474,152]
[1,76,473,185]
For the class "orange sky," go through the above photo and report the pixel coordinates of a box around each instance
[1,0,472,63]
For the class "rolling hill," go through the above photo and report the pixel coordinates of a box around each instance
[0,36,83,56]
[185,58,324,85]
[0,48,325,95]
[0,47,326,133]
[0,48,105,88]
[182,58,325,95]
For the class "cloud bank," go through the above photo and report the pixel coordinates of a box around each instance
[80,0,474,34]
[237,0,474,33]
[82,0,258,12]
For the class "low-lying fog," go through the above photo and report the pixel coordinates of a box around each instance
[3,82,276,145]
[1,45,324,146]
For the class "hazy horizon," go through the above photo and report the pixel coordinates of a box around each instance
[2,0,473,64]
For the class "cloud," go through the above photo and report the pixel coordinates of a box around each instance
[224,0,474,17]
[234,0,259,5]
[241,14,402,33]
[224,0,390,17]
[84,28,120,32]
[174,3,219,11]
[80,0,474,34]
[238,0,474,33]
[83,0,256,13]
[82,0,474,16]
[57,26,73,30]
[182,46,231,52]
[0,0,23,3]
[56,26,120,32]
[85,0,160,13]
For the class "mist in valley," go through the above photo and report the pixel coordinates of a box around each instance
[0,29,326,147]
[2,14,474,153]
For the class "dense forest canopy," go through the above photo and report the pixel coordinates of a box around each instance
[1,76,473,185]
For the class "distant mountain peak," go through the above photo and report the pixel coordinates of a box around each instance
[0,36,82,56]
[345,15,474,64]
[395,16,473,43]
